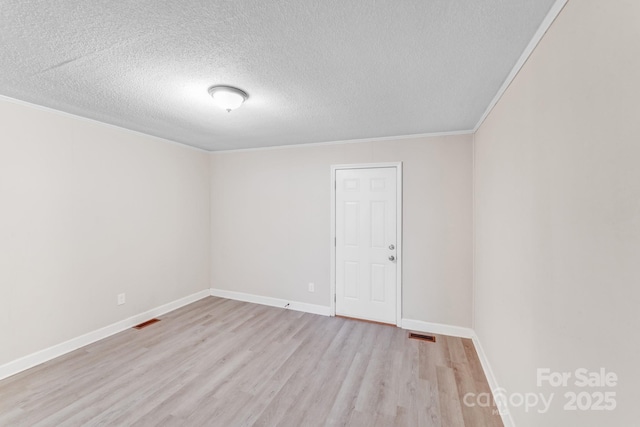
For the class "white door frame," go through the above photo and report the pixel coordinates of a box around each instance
[330,162,403,326]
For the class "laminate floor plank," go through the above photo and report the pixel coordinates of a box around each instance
[0,297,503,427]
[437,365,467,427]
[251,316,346,427]
[285,322,362,427]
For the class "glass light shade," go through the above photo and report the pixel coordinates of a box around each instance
[208,86,248,112]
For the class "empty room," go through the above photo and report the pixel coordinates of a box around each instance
[0,0,637,426]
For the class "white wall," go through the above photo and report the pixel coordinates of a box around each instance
[210,134,473,327]
[0,98,211,367]
[474,0,640,425]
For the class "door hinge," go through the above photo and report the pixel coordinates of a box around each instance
[334,236,336,246]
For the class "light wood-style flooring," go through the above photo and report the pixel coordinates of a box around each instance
[0,297,503,426]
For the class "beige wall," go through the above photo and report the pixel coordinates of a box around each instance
[0,98,211,366]
[211,134,473,327]
[474,1,640,425]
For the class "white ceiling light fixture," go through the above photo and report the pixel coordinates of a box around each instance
[208,85,249,113]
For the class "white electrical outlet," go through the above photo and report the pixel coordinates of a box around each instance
[308,282,315,293]
[117,293,126,305]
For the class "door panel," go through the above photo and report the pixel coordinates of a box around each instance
[335,167,397,324]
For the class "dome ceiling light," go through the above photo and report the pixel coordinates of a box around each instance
[208,85,249,113]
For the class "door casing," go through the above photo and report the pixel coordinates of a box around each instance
[330,162,403,326]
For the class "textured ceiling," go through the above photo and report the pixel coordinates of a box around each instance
[1,0,557,151]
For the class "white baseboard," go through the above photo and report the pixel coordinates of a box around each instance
[0,289,211,381]
[471,332,516,427]
[209,288,331,316]
[401,318,474,339]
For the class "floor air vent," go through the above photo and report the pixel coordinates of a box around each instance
[408,332,436,342]
[133,318,160,329]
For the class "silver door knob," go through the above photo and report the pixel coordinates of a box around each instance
[389,244,395,250]
[389,255,395,261]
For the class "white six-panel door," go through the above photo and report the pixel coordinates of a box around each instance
[335,167,398,324]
